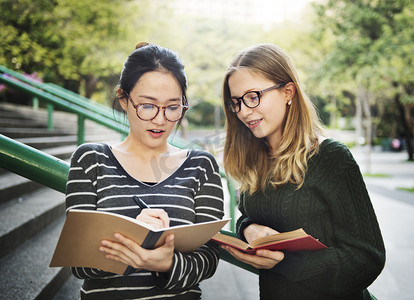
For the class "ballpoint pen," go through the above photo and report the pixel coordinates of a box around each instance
[133,196,150,209]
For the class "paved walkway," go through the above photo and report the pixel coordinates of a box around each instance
[201,146,414,300]
[352,148,414,300]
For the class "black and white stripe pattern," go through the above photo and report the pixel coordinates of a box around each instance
[65,143,224,299]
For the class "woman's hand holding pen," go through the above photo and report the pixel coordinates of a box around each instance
[221,223,284,269]
[133,196,170,230]
[100,233,175,272]
[100,196,174,272]
[136,209,170,230]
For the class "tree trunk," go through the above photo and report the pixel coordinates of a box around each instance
[85,74,98,99]
[358,86,372,173]
[394,93,414,161]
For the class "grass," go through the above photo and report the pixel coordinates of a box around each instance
[363,173,391,178]
[397,187,414,193]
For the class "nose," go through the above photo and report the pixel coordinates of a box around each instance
[238,101,254,117]
[152,108,167,125]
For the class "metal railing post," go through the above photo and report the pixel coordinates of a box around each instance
[32,97,39,110]
[77,114,85,145]
[227,179,237,232]
[47,103,54,131]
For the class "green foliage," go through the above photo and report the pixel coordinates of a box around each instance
[1,0,412,136]
[186,101,225,127]
[0,0,59,70]
[311,0,414,146]
[0,0,153,99]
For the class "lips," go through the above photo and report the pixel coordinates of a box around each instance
[148,129,165,138]
[246,119,262,129]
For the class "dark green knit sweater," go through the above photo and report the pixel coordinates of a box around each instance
[236,139,385,300]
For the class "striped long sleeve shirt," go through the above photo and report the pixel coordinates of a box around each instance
[65,143,224,299]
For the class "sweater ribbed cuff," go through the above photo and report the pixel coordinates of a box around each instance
[236,217,255,242]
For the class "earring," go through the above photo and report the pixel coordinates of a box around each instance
[288,99,292,106]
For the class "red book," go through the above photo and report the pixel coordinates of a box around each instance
[212,228,327,254]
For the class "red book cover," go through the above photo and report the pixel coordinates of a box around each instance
[212,229,327,254]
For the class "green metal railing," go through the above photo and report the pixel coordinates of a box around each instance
[0,66,124,124]
[0,73,127,143]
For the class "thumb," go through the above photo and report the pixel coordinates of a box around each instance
[165,234,175,248]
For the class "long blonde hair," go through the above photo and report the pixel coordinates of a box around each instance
[222,44,325,195]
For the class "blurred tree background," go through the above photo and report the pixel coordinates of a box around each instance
[0,0,413,159]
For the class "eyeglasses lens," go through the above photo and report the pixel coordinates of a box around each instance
[243,92,260,107]
[137,104,184,121]
[230,92,260,113]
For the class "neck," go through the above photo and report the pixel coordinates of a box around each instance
[116,135,171,161]
[267,135,281,156]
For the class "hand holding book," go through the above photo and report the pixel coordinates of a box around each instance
[212,228,327,254]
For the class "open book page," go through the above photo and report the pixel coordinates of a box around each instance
[211,233,250,251]
[249,228,307,248]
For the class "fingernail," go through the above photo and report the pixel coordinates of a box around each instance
[101,241,108,246]
[99,247,105,252]
[114,233,121,239]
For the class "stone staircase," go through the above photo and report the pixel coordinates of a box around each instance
[0,103,122,300]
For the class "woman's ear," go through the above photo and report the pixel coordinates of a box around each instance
[118,88,128,112]
[284,82,296,105]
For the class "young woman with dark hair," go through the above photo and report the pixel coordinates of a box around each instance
[66,42,224,299]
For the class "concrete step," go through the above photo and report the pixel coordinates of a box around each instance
[0,103,120,134]
[15,135,84,149]
[0,117,46,128]
[52,273,82,300]
[42,144,77,161]
[0,217,71,300]
[14,134,121,150]
[0,167,9,176]
[0,187,65,259]
[0,127,73,139]
[0,172,43,205]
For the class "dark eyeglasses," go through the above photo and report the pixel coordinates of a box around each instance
[125,92,188,122]
[227,82,287,113]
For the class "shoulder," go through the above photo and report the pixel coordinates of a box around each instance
[71,143,110,164]
[188,149,220,171]
[316,138,359,169]
[319,139,353,157]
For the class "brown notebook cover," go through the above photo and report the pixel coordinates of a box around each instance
[50,209,229,275]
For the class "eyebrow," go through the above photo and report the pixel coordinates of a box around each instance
[231,88,259,99]
[137,95,182,102]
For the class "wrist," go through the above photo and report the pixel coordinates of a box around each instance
[236,217,255,242]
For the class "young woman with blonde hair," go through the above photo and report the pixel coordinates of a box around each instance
[221,43,385,300]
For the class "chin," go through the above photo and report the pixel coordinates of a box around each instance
[250,129,266,139]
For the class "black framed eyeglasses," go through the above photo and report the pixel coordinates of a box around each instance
[125,92,188,122]
[227,82,287,113]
